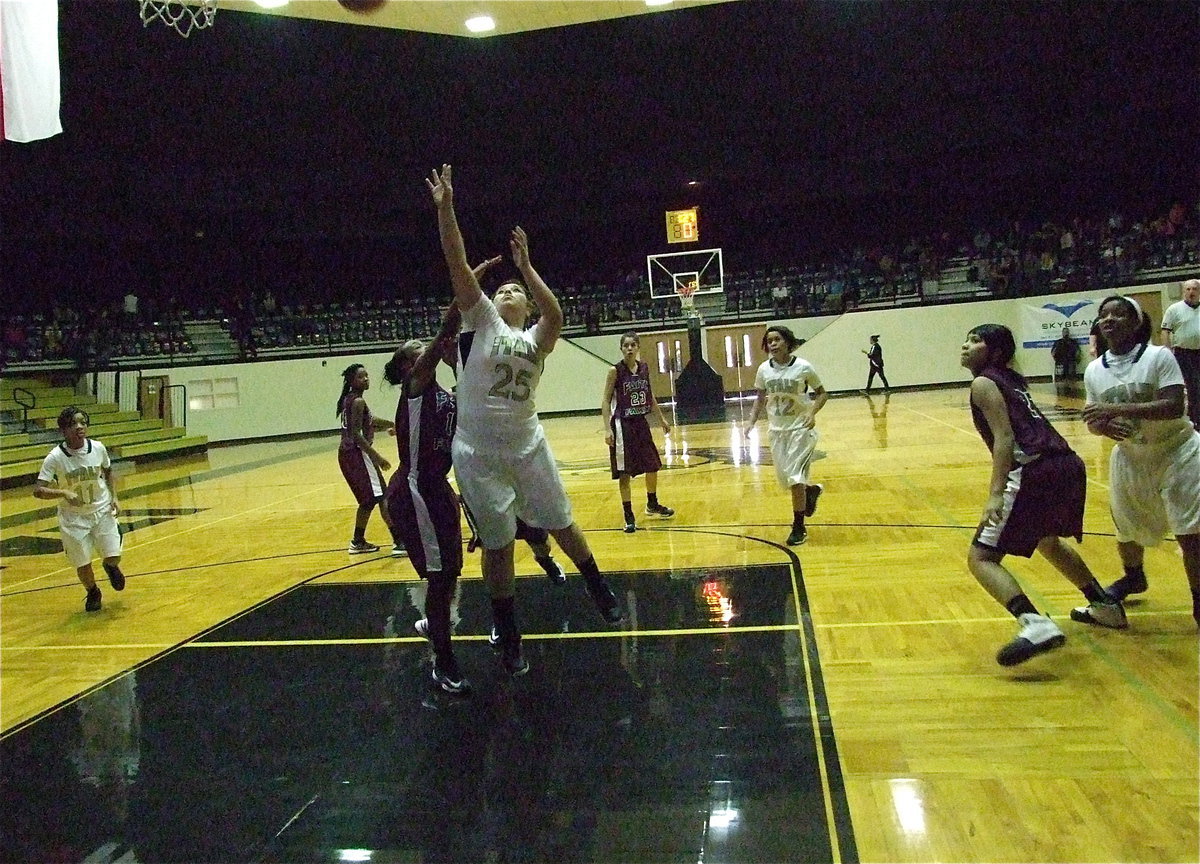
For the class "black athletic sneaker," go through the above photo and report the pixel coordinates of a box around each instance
[623,518,637,534]
[645,502,675,518]
[803,484,824,518]
[586,578,623,624]
[1104,572,1148,603]
[85,587,102,612]
[103,562,125,591]
[488,625,503,652]
[536,555,566,585]
[786,526,808,546]
[502,649,530,677]
[432,659,470,694]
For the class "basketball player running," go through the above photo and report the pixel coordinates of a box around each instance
[601,331,675,533]
[742,325,826,546]
[335,363,396,555]
[35,407,127,612]
[961,324,1126,667]
[1082,295,1200,628]
[427,164,622,677]
[381,304,469,694]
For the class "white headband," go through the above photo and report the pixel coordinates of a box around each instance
[1111,295,1144,324]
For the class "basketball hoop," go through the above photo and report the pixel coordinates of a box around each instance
[139,0,217,37]
[677,283,698,318]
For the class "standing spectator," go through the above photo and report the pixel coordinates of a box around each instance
[123,290,139,330]
[960,325,1124,667]
[600,331,675,534]
[741,324,827,546]
[1160,278,1200,430]
[1082,295,1200,628]
[427,164,622,678]
[861,334,890,393]
[1051,326,1081,394]
[772,280,790,315]
[34,407,127,612]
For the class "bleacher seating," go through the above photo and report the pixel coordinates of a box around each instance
[0,376,208,488]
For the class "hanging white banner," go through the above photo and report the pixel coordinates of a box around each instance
[1020,297,1098,349]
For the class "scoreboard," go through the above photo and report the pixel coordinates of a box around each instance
[665,207,699,244]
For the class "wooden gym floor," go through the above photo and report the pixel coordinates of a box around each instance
[1,385,1196,863]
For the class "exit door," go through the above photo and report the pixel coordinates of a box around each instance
[139,375,172,425]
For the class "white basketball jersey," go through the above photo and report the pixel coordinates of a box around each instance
[457,297,547,455]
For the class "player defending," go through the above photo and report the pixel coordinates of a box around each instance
[601,331,675,533]
[34,407,127,612]
[381,304,470,694]
[427,164,622,677]
[961,324,1126,667]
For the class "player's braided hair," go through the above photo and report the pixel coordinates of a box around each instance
[335,364,366,417]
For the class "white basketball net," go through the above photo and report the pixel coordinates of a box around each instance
[139,0,218,37]
[677,284,698,316]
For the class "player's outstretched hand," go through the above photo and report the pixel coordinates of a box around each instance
[426,164,453,207]
[511,225,530,269]
[471,255,503,280]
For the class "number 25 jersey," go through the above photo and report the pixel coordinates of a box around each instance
[457,296,548,456]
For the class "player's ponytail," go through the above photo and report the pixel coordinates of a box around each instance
[336,364,364,417]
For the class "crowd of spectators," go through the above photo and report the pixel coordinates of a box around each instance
[3,200,1196,371]
[2,294,193,370]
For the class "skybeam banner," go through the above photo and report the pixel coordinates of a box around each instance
[1020,297,1098,349]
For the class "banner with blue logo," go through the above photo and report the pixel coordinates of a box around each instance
[1021,298,1097,348]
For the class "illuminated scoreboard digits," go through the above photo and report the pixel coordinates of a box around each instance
[665,207,699,244]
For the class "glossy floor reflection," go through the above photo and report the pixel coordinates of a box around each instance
[1,564,855,863]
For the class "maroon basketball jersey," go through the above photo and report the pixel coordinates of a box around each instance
[340,393,374,452]
[395,382,456,481]
[970,368,1071,462]
[612,360,652,418]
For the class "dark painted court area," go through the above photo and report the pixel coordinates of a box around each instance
[1,564,855,863]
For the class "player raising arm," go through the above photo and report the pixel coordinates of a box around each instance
[426,164,623,677]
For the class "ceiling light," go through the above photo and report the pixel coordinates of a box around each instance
[253,0,289,7]
[645,1,673,6]
[465,15,496,33]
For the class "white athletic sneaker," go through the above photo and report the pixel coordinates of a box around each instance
[1069,600,1128,629]
[996,613,1066,666]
